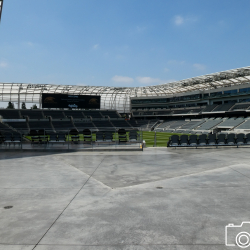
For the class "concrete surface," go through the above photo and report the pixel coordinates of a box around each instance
[0,147,250,249]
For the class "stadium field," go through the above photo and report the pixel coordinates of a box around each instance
[142,131,190,147]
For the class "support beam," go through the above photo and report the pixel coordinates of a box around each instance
[0,0,3,22]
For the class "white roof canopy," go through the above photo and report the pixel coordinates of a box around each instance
[1,66,250,112]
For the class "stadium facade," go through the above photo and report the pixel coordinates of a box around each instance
[0,66,250,113]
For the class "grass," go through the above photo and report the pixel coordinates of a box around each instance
[142,131,190,147]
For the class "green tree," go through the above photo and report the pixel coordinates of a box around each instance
[31,104,38,109]
[21,102,26,109]
[6,101,15,109]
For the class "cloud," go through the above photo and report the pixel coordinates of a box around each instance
[164,68,170,72]
[75,83,87,86]
[0,61,8,68]
[174,15,184,26]
[136,26,147,33]
[112,75,134,84]
[92,44,99,50]
[27,42,34,47]
[111,75,174,86]
[193,63,206,71]
[167,60,185,65]
[173,15,197,26]
[136,77,165,85]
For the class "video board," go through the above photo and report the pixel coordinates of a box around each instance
[42,94,100,109]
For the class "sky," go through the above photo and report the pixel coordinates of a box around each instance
[0,0,250,88]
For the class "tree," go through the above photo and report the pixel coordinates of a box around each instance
[21,102,26,109]
[31,104,38,109]
[6,101,15,109]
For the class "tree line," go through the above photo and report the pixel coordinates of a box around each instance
[6,102,38,109]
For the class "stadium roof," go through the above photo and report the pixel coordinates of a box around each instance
[0,66,250,112]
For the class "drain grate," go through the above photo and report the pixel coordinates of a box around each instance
[4,206,13,209]
[156,187,163,189]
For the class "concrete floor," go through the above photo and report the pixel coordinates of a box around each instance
[0,147,250,249]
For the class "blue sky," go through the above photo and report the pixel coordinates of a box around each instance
[0,0,250,87]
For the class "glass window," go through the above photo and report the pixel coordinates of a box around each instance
[210,92,222,97]
[239,88,250,93]
[223,89,237,95]
[239,98,250,102]
[131,98,168,105]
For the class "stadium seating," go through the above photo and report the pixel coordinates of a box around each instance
[179,135,189,146]
[172,109,191,114]
[189,134,198,146]
[118,129,127,142]
[83,111,103,118]
[178,120,205,130]
[52,119,75,131]
[155,120,176,131]
[231,103,250,110]
[227,133,236,145]
[104,131,114,141]
[168,133,250,147]
[134,119,158,131]
[217,117,245,128]
[212,103,234,112]
[111,120,131,128]
[154,111,173,115]
[57,133,66,143]
[4,121,28,133]
[189,108,204,113]
[21,110,44,119]
[127,119,139,127]
[2,132,22,146]
[93,120,113,128]
[235,118,250,130]
[101,111,120,118]
[29,120,53,130]
[141,111,154,116]
[129,130,139,141]
[236,133,245,145]
[201,104,218,112]
[43,110,65,119]
[73,121,96,130]
[217,134,226,145]
[167,120,187,130]
[96,131,104,142]
[0,110,21,119]
[195,118,222,131]
[64,110,85,119]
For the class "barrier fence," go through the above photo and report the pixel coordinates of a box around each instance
[0,127,144,151]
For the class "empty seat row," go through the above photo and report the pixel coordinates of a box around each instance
[0,133,22,144]
[168,133,250,147]
[0,109,120,119]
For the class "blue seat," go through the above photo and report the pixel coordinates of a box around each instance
[180,135,189,146]
[198,134,207,146]
[217,134,226,145]
[208,134,217,145]
[189,134,198,146]
[169,135,179,146]
[227,134,236,145]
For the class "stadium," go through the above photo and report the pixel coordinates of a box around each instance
[1,67,250,249]
[1,1,250,249]
[1,66,250,148]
